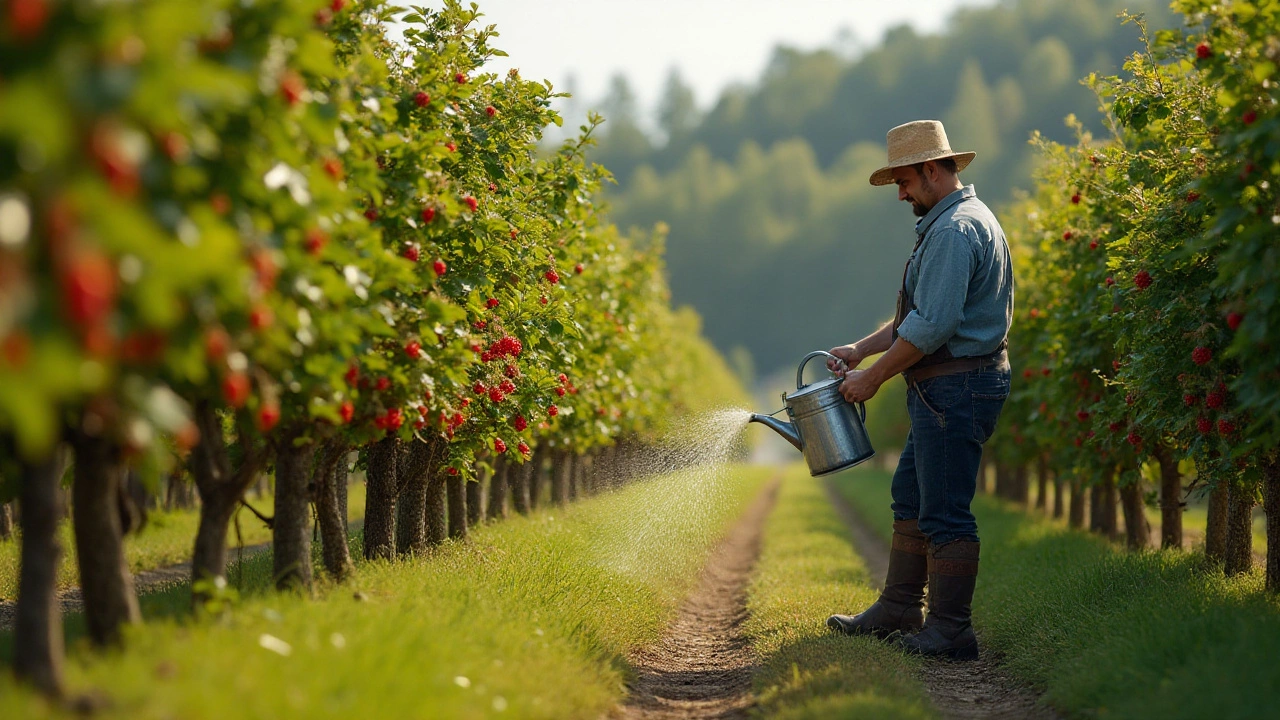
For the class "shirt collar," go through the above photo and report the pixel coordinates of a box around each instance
[915,185,976,238]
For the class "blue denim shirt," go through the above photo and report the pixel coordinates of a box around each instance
[895,185,1013,357]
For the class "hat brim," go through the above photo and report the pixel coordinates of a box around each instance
[869,151,976,186]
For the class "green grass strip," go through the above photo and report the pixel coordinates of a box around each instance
[833,465,1280,719]
[0,465,768,719]
[745,464,935,719]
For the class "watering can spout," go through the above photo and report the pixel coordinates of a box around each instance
[749,414,803,451]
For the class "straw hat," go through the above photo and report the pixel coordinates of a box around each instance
[869,120,976,186]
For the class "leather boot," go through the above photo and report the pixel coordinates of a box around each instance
[899,540,980,660]
[828,519,927,638]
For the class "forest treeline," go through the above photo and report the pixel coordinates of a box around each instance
[590,0,1177,378]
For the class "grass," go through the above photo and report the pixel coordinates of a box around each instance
[745,464,935,719]
[832,465,1280,720]
[0,464,770,719]
[0,485,367,602]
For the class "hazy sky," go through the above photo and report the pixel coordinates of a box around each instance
[449,0,998,122]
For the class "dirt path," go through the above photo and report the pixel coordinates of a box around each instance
[823,480,1059,720]
[612,478,780,720]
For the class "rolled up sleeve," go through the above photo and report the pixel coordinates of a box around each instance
[895,229,976,355]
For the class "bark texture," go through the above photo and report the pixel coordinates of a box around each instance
[70,431,141,646]
[528,445,548,509]
[314,441,353,581]
[1052,474,1065,520]
[0,502,12,540]
[189,400,268,601]
[1205,481,1230,563]
[466,476,483,526]
[1068,478,1085,529]
[362,436,398,561]
[1224,481,1256,577]
[1119,478,1150,550]
[425,470,447,546]
[13,452,67,697]
[1101,474,1119,540]
[1153,443,1183,550]
[272,430,314,592]
[447,473,467,540]
[486,456,508,522]
[550,450,571,505]
[510,454,532,515]
[1035,455,1049,511]
[395,438,433,556]
[1263,452,1280,593]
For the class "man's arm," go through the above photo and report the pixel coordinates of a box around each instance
[839,337,926,403]
[827,322,895,372]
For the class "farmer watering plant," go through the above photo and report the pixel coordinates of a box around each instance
[823,120,1014,660]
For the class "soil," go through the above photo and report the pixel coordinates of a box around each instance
[823,480,1060,720]
[612,478,780,720]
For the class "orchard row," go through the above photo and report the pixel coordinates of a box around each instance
[985,0,1278,586]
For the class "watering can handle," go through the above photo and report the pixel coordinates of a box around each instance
[796,350,845,389]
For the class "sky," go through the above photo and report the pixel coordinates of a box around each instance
[443,0,999,128]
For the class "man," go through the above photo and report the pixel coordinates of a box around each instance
[824,120,1013,661]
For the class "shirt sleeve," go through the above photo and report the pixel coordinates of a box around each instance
[895,228,977,355]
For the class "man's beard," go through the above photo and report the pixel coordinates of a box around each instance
[911,200,929,217]
[909,175,935,216]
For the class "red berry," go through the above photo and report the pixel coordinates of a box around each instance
[1076,410,1090,422]
[1089,240,1098,250]
[486,297,499,309]
[547,404,559,417]
[473,381,486,395]
[504,364,518,379]
[405,341,422,359]
[414,91,431,107]
[1126,431,1141,446]
[518,441,530,456]
[257,403,280,432]
[9,0,51,40]
[1062,230,1073,241]
[456,73,467,84]
[280,72,305,106]
[488,182,497,192]
[1226,312,1243,331]
[540,295,548,305]
[1041,367,1051,377]
[1191,346,1212,366]
[1205,391,1225,409]
[364,208,378,221]
[471,343,482,353]
[510,228,519,239]
[513,416,527,431]
[556,386,566,397]
[445,142,456,153]
[339,401,354,424]
[545,270,560,284]
[433,259,447,276]
[1134,270,1152,290]
[1195,42,1212,59]
[403,245,421,263]
[447,467,459,476]
[249,304,273,330]
[1242,110,1257,125]
[345,366,359,385]
[1185,394,1199,407]
[323,157,343,180]
[305,227,327,255]
[1186,191,1200,203]
[222,373,251,408]
[205,327,231,359]
[1218,418,1236,435]
[485,105,496,117]
[574,263,584,274]
[1071,193,1081,204]
[384,408,403,431]
[473,320,487,330]
[421,207,436,223]
[558,373,568,383]
[1022,368,1033,379]
[489,388,505,403]
[330,0,346,11]
[1125,393,1135,406]
[61,251,117,328]
[1029,308,1040,318]
[494,438,507,454]
[1109,421,1124,433]
[499,380,515,394]
[464,196,478,212]
[1105,276,1115,287]
[376,376,391,391]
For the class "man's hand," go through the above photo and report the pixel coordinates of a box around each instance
[827,344,864,375]
[839,369,881,403]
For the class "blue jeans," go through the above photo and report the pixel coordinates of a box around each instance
[891,366,1010,546]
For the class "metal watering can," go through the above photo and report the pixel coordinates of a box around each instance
[749,351,876,477]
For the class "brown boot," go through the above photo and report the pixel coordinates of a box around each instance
[828,519,927,638]
[899,540,980,661]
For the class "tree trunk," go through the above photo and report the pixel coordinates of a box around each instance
[1089,479,1105,534]
[1013,463,1030,506]
[528,445,548,509]
[1,501,13,540]
[576,454,593,497]
[272,429,314,592]
[567,453,580,501]
[1069,477,1085,529]
[425,469,447,546]
[510,454,532,515]
[13,451,67,697]
[466,475,484,526]
[1053,472,1065,520]
[337,453,349,535]
[1035,455,1049,511]
[447,472,467,540]
[1224,481,1256,577]
[395,438,433,556]
[1102,474,1119,540]
[363,436,398,561]
[1263,452,1280,593]
[1205,481,1230,563]
[1153,443,1183,550]
[551,450,571,505]
[994,463,1011,500]
[486,456,508,522]
[1119,479,1150,550]
[189,400,268,601]
[314,441,353,582]
[70,430,140,647]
